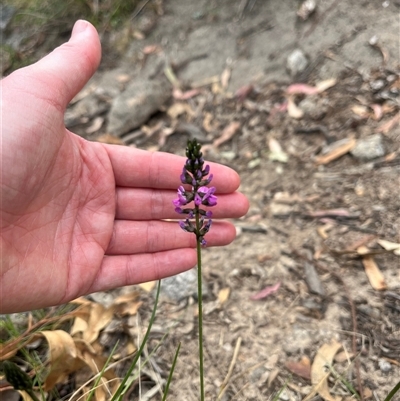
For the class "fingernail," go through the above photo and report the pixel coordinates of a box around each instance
[71,20,89,37]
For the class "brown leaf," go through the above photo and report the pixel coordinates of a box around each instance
[358,246,387,290]
[377,239,400,255]
[287,96,304,119]
[285,356,311,380]
[315,138,356,165]
[250,282,280,300]
[308,208,353,218]
[304,339,342,401]
[173,88,200,100]
[167,102,194,119]
[218,287,230,304]
[213,121,241,149]
[83,303,115,344]
[74,339,119,400]
[40,330,78,390]
[286,83,319,95]
[139,281,156,292]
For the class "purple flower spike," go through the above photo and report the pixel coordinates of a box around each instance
[174,139,218,246]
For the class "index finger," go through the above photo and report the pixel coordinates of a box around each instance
[103,144,241,194]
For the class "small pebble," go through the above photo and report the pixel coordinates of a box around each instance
[351,134,385,160]
[286,49,309,77]
[378,359,391,373]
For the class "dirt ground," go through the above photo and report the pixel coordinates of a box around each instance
[2,1,400,400]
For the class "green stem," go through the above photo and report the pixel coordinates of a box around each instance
[195,207,205,401]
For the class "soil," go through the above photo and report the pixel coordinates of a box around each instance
[3,1,400,400]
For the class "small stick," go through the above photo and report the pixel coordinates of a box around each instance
[217,337,242,400]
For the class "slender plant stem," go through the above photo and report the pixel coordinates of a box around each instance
[195,207,205,401]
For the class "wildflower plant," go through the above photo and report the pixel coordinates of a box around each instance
[173,139,217,400]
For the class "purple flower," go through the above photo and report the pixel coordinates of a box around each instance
[194,193,202,206]
[173,186,189,207]
[198,186,217,206]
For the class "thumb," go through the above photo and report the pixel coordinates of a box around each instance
[11,20,101,110]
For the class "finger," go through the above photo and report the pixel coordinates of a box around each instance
[106,220,236,254]
[103,144,241,194]
[89,248,197,293]
[116,187,249,220]
[7,20,101,110]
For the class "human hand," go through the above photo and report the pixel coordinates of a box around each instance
[0,21,249,313]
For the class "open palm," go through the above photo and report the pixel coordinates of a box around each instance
[0,21,248,313]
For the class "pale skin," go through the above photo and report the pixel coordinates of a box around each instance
[0,20,249,313]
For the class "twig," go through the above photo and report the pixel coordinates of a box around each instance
[217,337,242,400]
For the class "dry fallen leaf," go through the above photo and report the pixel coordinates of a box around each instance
[74,339,119,401]
[377,239,400,255]
[173,88,200,100]
[287,83,319,95]
[286,78,336,95]
[40,330,78,390]
[83,303,115,344]
[317,223,334,239]
[315,138,356,165]
[287,96,304,119]
[167,102,194,119]
[285,356,311,380]
[213,121,241,149]
[268,138,289,163]
[358,246,387,290]
[250,282,280,301]
[218,287,230,304]
[352,105,370,118]
[139,281,156,292]
[315,78,337,93]
[304,339,342,401]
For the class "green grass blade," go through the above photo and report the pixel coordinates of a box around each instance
[384,380,400,401]
[110,280,161,401]
[161,342,181,401]
[86,340,119,401]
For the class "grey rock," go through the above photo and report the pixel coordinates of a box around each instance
[303,262,325,297]
[351,134,385,160]
[286,49,309,77]
[161,269,208,302]
[298,96,328,120]
[378,358,392,373]
[108,79,171,136]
